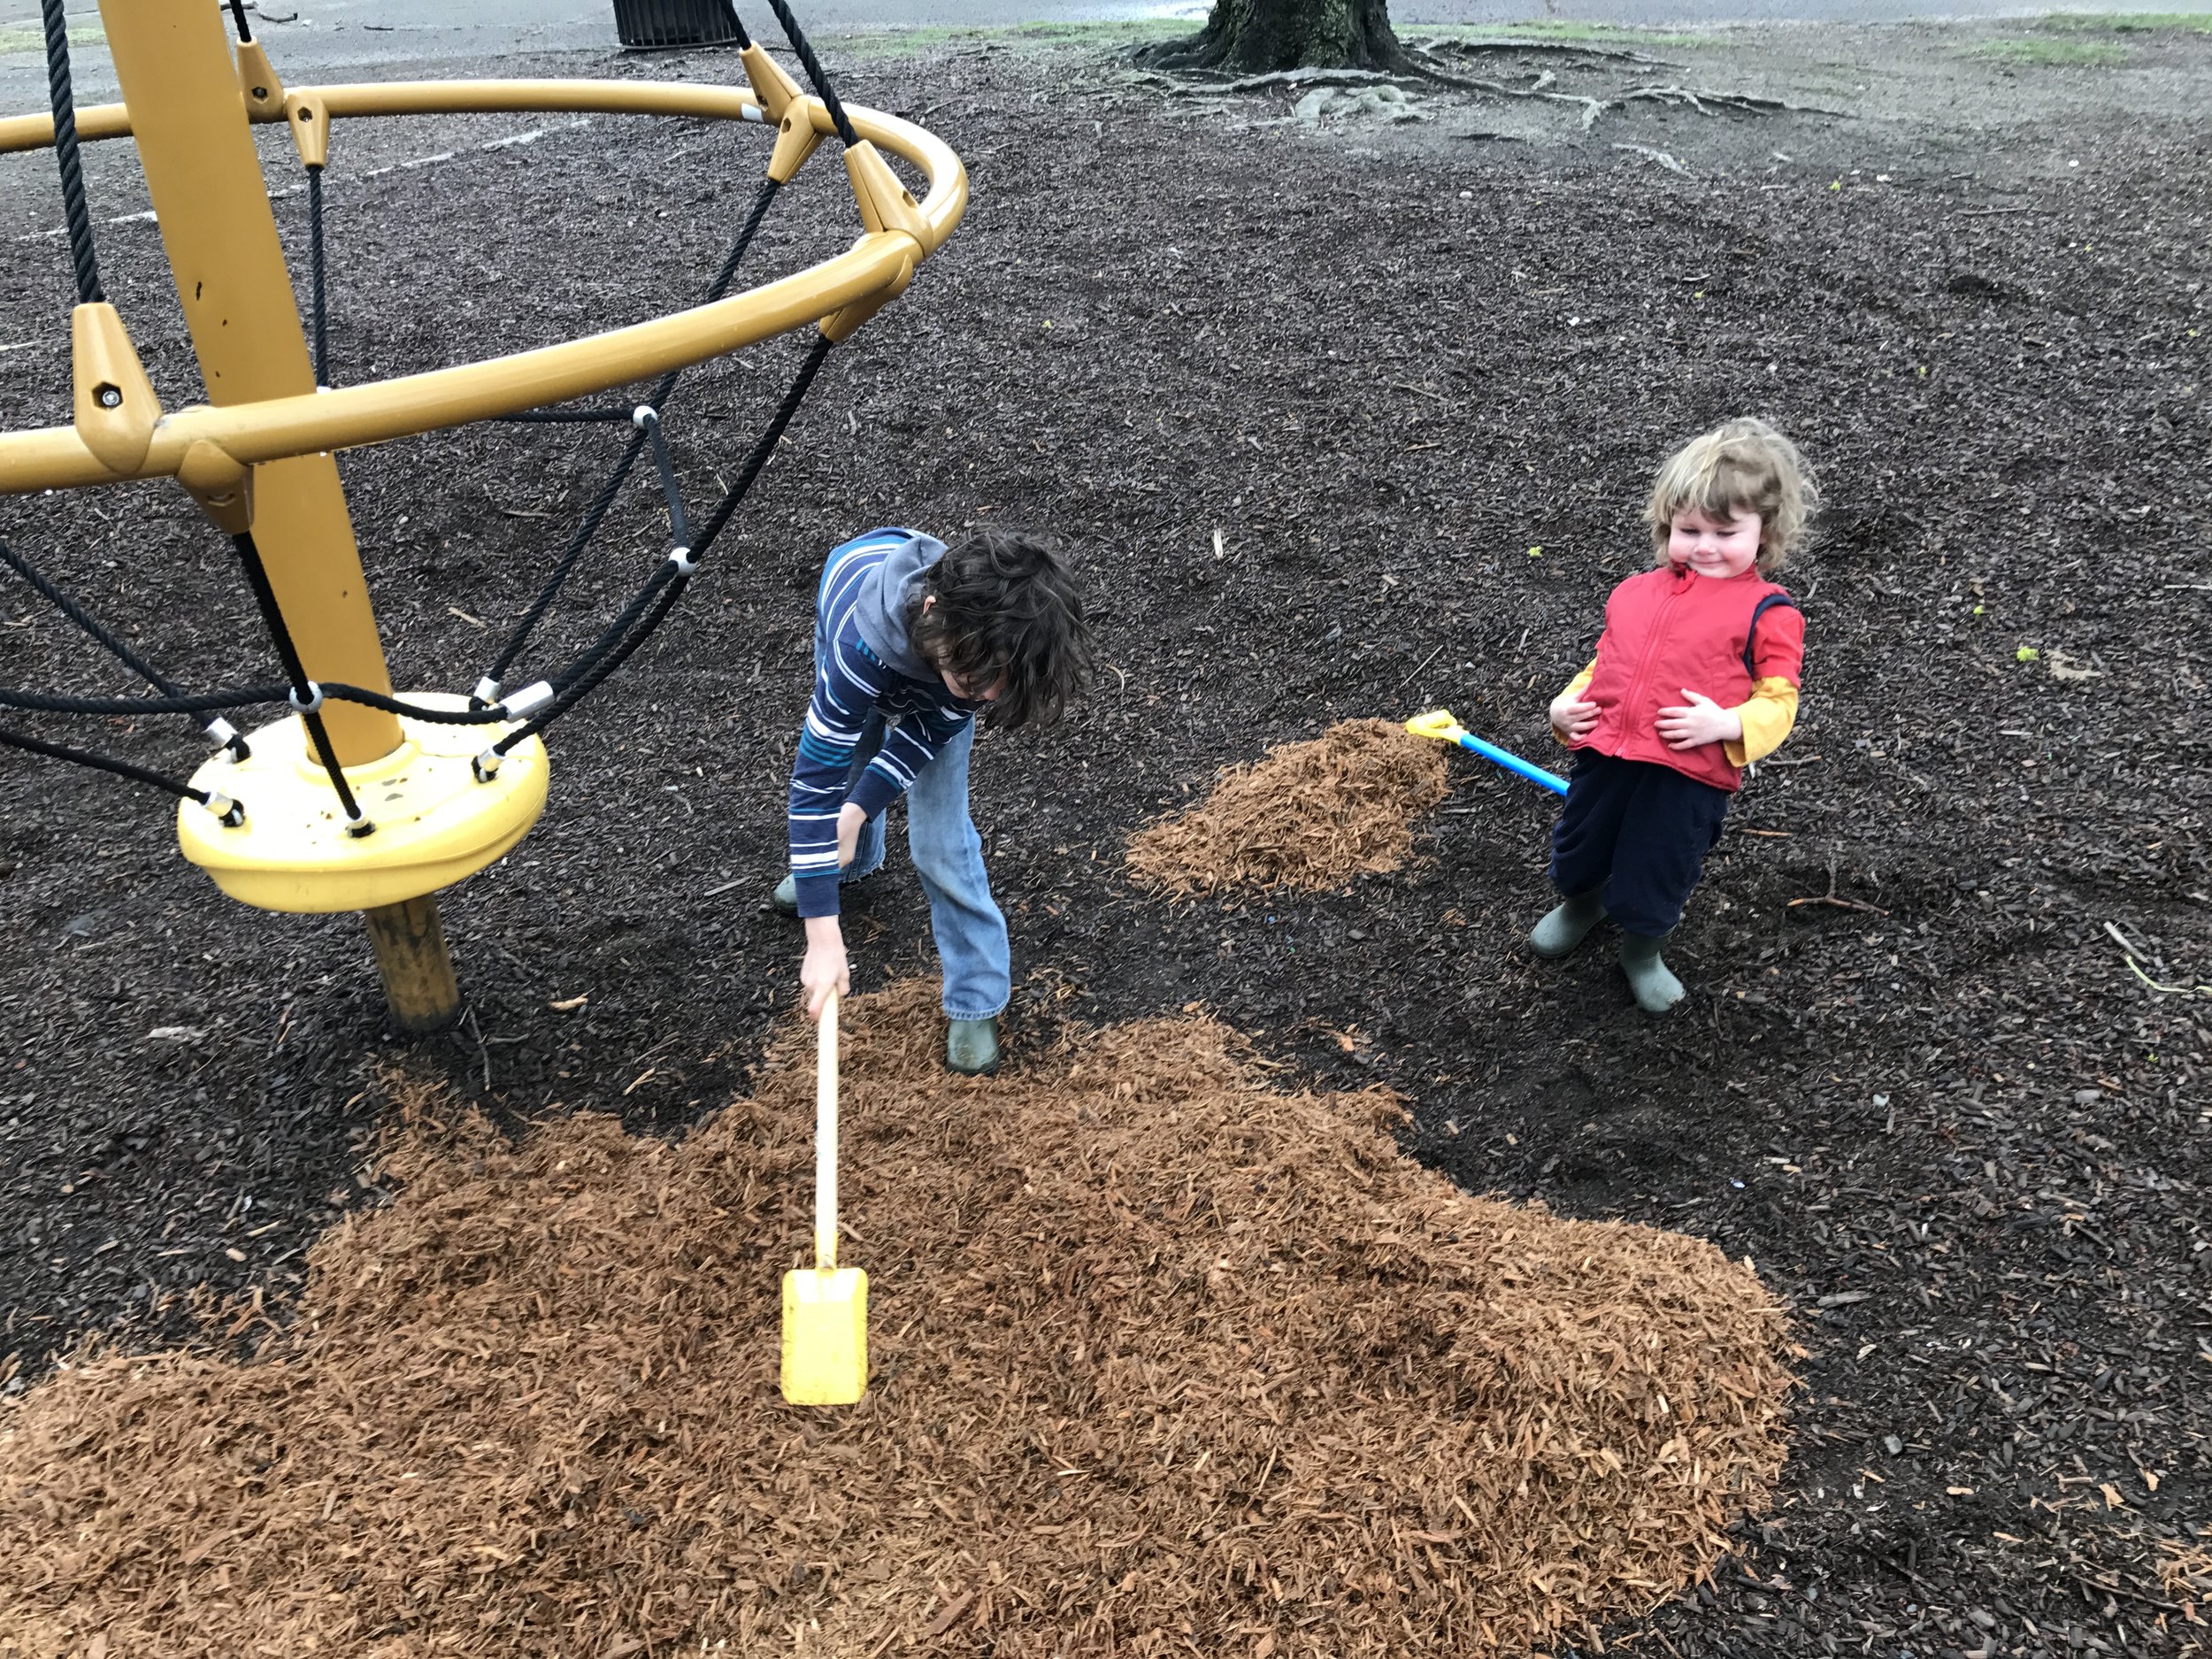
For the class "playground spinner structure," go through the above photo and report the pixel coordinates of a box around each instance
[0,0,966,1033]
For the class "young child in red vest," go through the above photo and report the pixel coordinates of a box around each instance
[1533,417,1815,1013]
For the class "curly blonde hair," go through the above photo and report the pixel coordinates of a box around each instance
[1644,417,1817,575]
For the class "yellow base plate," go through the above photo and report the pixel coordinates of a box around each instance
[177,692,549,914]
[780,1266,868,1405]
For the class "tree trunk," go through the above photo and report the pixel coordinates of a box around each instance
[1139,0,1409,73]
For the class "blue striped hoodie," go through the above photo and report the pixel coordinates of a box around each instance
[787,528,979,919]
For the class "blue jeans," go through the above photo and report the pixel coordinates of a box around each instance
[834,710,1010,1021]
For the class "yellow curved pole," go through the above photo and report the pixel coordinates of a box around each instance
[0,80,967,252]
[0,81,968,497]
[2,236,909,494]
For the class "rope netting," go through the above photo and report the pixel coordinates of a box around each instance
[1,0,872,837]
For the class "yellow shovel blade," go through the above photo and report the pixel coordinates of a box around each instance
[780,1267,869,1405]
[1404,708,1464,743]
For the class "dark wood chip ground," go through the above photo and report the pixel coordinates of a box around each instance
[1,30,2207,1659]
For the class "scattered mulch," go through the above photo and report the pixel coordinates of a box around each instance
[0,981,1792,1656]
[1126,718,1448,897]
[4,27,2210,1659]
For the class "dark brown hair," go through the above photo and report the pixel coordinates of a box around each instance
[908,528,1094,730]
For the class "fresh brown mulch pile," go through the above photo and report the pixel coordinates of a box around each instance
[1126,718,1451,897]
[0,982,1791,1658]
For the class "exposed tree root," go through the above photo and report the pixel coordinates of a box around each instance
[1613,141,1692,175]
[1617,82,1850,118]
[1399,60,1613,130]
[1406,33,1674,65]
[1217,65,1406,92]
[1116,43,1848,135]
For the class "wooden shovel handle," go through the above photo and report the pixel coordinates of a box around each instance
[815,991,839,1271]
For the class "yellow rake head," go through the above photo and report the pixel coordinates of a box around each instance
[1404,709,1467,743]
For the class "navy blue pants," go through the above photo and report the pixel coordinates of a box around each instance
[1548,752,1732,938]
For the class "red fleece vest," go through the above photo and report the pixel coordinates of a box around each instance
[1576,565,1804,793]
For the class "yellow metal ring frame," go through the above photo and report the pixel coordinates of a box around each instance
[0,49,968,496]
[0,30,963,933]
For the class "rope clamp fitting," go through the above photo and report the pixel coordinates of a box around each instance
[502,680,556,719]
[288,680,325,715]
[632,404,659,431]
[667,546,697,576]
[203,791,246,828]
[343,810,376,840]
[472,675,503,706]
[472,748,504,784]
[204,717,241,751]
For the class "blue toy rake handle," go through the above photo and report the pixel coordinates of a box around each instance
[1455,729,1570,796]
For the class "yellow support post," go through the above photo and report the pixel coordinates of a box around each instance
[100,0,460,1031]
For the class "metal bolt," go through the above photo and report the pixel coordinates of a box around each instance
[96,386,122,409]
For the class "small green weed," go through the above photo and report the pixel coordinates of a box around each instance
[0,23,103,53]
[1970,36,2132,64]
[1010,19,1188,40]
[1473,19,1708,47]
[2032,11,2212,32]
[830,19,1186,58]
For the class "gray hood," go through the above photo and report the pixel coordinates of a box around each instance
[852,531,947,683]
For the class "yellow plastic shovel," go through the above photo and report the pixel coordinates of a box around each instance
[780,992,869,1405]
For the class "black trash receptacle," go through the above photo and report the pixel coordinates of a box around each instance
[612,0,744,50]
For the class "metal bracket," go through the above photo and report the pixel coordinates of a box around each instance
[236,40,286,124]
[818,250,912,344]
[767,97,826,185]
[177,440,255,534]
[70,303,162,475]
[739,42,804,127]
[843,141,930,251]
[282,89,330,170]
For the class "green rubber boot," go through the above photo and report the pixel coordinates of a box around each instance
[771,874,799,918]
[1529,890,1607,959]
[946,1017,1000,1077]
[1620,933,1686,1014]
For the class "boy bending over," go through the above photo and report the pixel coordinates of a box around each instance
[775,526,1092,1072]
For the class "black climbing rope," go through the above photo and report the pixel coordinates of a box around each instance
[496,406,636,426]
[758,0,857,147]
[0,537,252,758]
[225,0,254,42]
[0,681,281,718]
[479,173,785,696]
[0,677,559,727]
[488,332,835,761]
[486,572,687,771]
[0,722,243,824]
[307,165,330,387]
[225,530,373,833]
[40,0,103,306]
[687,331,833,565]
